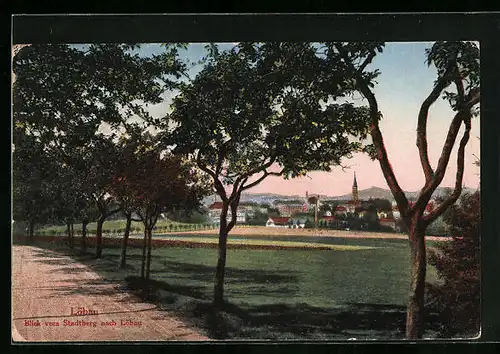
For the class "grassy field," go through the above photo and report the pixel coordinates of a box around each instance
[110,238,439,308]
[25,233,443,339]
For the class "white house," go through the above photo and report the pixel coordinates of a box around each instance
[391,201,401,219]
[290,218,306,228]
[266,217,307,228]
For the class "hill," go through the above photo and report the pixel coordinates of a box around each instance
[202,186,477,206]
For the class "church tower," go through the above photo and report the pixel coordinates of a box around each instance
[352,172,359,203]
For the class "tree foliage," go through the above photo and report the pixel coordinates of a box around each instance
[109,131,211,286]
[168,43,372,182]
[166,42,374,307]
[12,43,186,253]
[12,134,54,238]
[426,191,480,337]
[13,44,185,146]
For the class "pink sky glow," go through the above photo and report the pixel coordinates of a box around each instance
[247,43,481,196]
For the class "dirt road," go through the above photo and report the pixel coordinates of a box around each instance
[11,245,209,342]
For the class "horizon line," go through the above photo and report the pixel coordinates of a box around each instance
[238,184,479,198]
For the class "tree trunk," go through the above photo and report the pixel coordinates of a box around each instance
[145,227,153,283]
[119,215,132,269]
[140,227,148,280]
[213,205,229,308]
[70,223,74,248]
[95,217,104,258]
[28,219,35,243]
[67,221,74,249]
[314,200,318,230]
[81,220,88,252]
[406,223,427,339]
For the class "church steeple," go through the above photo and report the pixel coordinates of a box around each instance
[352,172,359,202]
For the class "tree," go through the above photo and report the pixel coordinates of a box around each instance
[12,133,54,242]
[48,164,87,249]
[426,191,480,337]
[362,209,380,231]
[246,210,269,226]
[12,43,186,253]
[13,44,186,147]
[167,43,372,308]
[78,196,98,253]
[112,142,210,295]
[107,127,147,268]
[367,198,392,211]
[319,201,339,215]
[333,41,479,338]
[307,196,320,230]
[71,135,123,258]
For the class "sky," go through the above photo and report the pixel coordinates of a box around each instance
[114,42,481,197]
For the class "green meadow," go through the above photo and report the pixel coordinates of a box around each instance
[27,234,442,339]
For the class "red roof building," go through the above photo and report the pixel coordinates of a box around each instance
[266,217,291,227]
[322,216,336,221]
[209,202,224,209]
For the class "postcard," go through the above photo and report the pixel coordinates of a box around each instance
[11,15,484,343]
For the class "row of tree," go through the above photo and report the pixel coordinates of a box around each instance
[13,41,479,339]
[12,44,211,289]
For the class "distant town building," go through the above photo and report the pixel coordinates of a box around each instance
[334,173,363,215]
[274,202,308,217]
[290,218,307,228]
[266,217,291,228]
[391,202,401,219]
[208,202,247,224]
[391,201,436,219]
[334,205,348,216]
[266,217,306,228]
[321,215,337,226]
[352,171,359,203]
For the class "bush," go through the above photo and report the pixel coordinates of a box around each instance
[426,191,480,338]
[426,216,449,236]
[379,225,395,233]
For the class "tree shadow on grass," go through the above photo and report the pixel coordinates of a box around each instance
[124,275,208,300]
[23,243,440,340]
[196,301,442,340]
[120,275,440,340]
[151,259,299,285]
